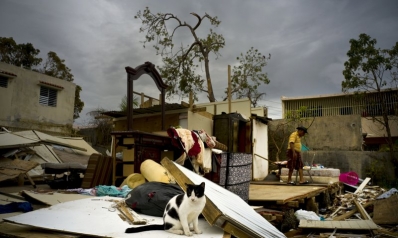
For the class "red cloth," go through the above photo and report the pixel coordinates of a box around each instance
[188,131,201,157]
[166,127,201,157]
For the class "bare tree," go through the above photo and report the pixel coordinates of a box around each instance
[134,8,225,102]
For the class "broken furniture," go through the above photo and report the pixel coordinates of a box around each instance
[0,158,38,188]
[41,162,87,189]
[41,153,112,189]
[110,62,178,186]
[213,112,250,153]
[110,131,175,186]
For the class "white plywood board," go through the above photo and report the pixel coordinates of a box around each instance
[5,197,225,237]
[173,163,286,238]
[252,119,268,180]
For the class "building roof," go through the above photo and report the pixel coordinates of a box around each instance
[101,103,189,118]
[281,88,398,101]
[39,80,64,90]
[0,69,17,78]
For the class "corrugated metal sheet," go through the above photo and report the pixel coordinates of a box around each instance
[173,162,286,238]
[14,130,87,152]
[0,132,41,149]
[59,137,99,156]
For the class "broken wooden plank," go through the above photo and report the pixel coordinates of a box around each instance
[115,199,146,225]
[299,220,378,230]
[353,199,371,220]
[354,177,371,194]
[319,232,368,237]
[249,184,327,203]
[222,221,251,238]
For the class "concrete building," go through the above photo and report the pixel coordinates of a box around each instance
[281,89,398,151]
[269,89,398,179]
[0,62,76,135]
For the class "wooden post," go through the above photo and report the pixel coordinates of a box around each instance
[189,91,193,111]
[111,135,116,185]
[140,92,145,108]
[161,89,165,130]
[228,65,231,113]
[127,75,133,131]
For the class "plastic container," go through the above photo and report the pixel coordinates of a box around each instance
[339,171,359,185]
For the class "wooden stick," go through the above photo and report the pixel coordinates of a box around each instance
[354,177,371,194]
[116,200,146,225]
[329,206,343,218]
[353,199,371,220]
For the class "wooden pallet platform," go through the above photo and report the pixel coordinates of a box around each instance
[249,183,328,204]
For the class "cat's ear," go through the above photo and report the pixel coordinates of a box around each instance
[200,182,205,188]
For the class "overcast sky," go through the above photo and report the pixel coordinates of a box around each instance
[1,0,397,125]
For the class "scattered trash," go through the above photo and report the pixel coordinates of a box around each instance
[339,171,359,185]
[294,209,320,221]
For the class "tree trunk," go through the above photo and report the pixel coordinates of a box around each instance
[204,57,215,102]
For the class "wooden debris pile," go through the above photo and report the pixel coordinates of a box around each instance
[328,184,385,220]
[290,178,398,237]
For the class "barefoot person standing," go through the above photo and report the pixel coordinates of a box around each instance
[286,126,309,185]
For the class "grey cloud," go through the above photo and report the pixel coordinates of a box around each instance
[1,0,397,123]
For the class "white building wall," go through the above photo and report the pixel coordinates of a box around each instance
[0,62,76,134]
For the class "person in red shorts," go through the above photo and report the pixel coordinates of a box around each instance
[286,126,309,185]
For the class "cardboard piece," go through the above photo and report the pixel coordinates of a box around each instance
[372,194,398,225]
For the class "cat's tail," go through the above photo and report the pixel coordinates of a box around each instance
[125,224,164,233]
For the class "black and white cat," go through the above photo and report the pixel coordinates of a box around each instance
[125,182,206,236]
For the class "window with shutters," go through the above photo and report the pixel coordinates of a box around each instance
[0,76,8,88]
[39,86,57,107]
